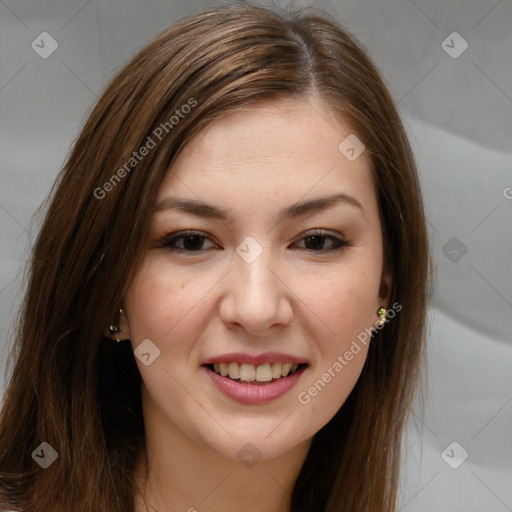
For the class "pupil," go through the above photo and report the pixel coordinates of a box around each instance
[306,235,325,250]
[183,235,202,251]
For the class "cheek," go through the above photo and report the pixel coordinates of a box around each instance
[123,258,209,408]
[124,256,209,342]
[295,286,373,424]
[298,343,369,424]
[292,260,380,345]
[292,260,378,418]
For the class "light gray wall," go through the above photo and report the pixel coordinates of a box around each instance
[1,1,511,510]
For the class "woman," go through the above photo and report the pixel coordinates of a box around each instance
[0,3,431,511]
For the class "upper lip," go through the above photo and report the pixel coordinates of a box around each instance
[201,352,308,366]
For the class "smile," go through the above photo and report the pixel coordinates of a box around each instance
[208,362,303,383]
[202,363,308,405]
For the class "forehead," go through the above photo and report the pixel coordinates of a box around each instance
[155,97,376,219]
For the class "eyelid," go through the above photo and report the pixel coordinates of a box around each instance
[159,228,350,255]
[291,229,349,252]
[159,230,219,251]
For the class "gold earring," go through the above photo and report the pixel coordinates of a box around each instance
[377,307,387,327]
[108,308,125,342]
[108,324,120,342]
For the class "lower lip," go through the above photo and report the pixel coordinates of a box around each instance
[202,365,307,405]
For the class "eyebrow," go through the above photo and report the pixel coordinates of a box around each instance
[152,193,365,222]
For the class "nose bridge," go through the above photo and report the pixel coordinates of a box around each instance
[238,247,276,303]
[220,238,292,333]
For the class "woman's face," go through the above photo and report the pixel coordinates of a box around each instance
[122,97,390,461]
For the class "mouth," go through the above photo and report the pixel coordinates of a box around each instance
[203,362,308,385]
[201,362,309,405]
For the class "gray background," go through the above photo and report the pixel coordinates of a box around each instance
[1,0,511,510]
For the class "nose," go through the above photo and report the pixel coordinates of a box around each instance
[218,247,293,335]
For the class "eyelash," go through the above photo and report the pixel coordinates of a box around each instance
[159,229,349,254]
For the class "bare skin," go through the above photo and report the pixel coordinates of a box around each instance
[112,97,391,512]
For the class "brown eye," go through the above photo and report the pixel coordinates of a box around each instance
[293,230,349,252]
[161,231,218,252]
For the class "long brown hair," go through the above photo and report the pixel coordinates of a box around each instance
[0,3,431,511]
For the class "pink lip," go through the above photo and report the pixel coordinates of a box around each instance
[201,351,308,366]
[202,364,307,405]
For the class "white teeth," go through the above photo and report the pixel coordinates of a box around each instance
[256,363,273,382]
[211,361,302,381]
[239,363,255,381]
[281,362,293,377]
[228,362,240,379]
[271,362,282,379]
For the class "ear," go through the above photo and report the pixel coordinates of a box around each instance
[104,308,131,341]
[378,269,393,309]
